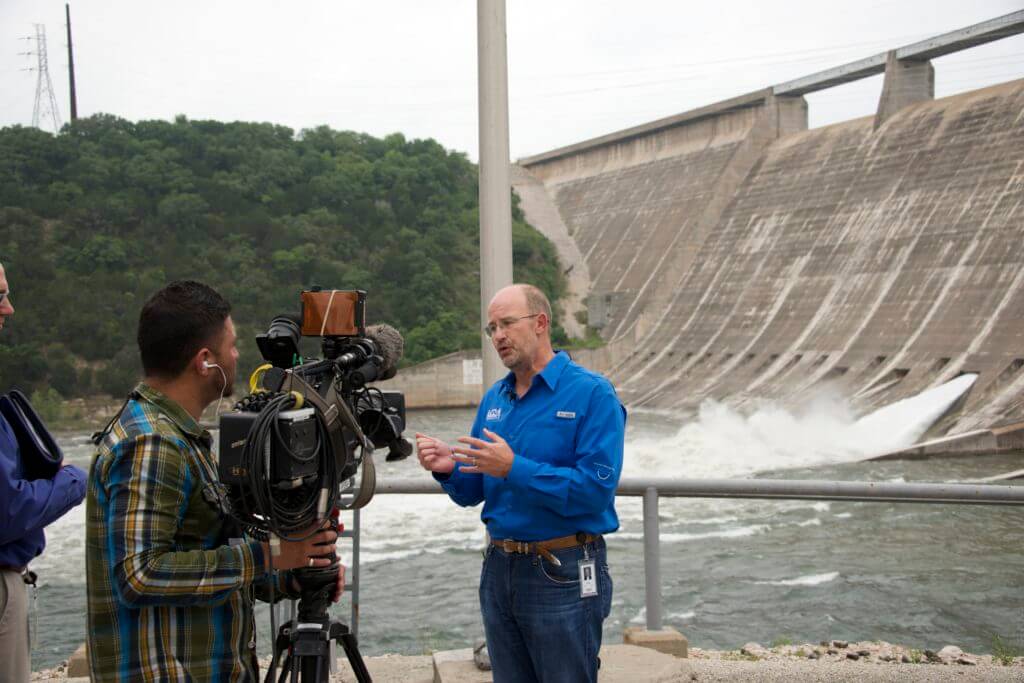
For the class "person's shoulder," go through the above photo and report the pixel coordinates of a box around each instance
[0,410,16,456]
[103,400,187,456]
[561,356,618,396]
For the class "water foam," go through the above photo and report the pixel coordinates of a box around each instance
[755,571,840,587]
[617,524,769,543]
[623,374,977,479]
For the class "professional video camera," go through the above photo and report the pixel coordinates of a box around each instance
[217,288,408,683]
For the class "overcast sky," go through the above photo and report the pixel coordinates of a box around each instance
[1,1,1022,161]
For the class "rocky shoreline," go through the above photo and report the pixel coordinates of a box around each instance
[33,638,1023,682]
[693,639,1024,668]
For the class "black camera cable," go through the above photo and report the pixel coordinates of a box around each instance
[232,392,340,542]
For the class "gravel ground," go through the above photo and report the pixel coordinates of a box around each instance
[34,639,1024,682]
[685,640,1024,683]
[686,659,1024,682]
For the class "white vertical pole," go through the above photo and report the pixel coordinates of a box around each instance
[477,0,514,387]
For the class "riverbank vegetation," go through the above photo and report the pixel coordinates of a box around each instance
[0,115,569,399]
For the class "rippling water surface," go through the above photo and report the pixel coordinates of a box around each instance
[29,403,1024,669]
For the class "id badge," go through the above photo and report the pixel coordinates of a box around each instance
[578,559,598,598]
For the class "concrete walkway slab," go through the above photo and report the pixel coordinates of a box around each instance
[429,644,691,683]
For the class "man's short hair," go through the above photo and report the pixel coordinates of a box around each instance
[138,280,231,378]
[519,284,552,322]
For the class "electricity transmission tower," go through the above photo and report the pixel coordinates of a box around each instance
[22,24,63,133]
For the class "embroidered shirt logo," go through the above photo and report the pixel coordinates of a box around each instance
[486,408,502,421]
[556,411,576,419]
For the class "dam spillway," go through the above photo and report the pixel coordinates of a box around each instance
[513,16,1024,446]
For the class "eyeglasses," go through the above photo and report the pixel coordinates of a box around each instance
[484,314,540,338]
[0,292,9,306]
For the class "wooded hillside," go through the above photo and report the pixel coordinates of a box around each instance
[0,115,568,399]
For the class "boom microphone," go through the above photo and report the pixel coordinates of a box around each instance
[365,323,404,380]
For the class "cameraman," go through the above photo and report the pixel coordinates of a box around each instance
[0,262,87,682]
[85,281,344,682]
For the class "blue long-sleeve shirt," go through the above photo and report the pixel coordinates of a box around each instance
[436,351,626,540]
[0,411,86,567]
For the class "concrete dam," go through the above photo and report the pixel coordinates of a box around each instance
[512,14,1024,452]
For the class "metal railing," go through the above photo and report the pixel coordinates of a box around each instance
[352,476,1024,633]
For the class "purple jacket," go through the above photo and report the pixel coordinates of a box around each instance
[0,412,86,568]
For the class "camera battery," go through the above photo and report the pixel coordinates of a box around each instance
[217,408,321,487]
[219,411,258,485]
[273,408,319,483]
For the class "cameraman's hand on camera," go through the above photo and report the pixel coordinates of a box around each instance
[331,562,346,603]
[415,432,455,474]
[263,522,339,572]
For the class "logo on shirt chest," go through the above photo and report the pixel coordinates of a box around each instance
[486,407,502,421]
[556,411,576,419]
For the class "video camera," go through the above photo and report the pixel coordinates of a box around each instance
[218,288,410,539]
[216,288,407,681]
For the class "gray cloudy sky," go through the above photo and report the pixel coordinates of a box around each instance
[1,1,1022,160]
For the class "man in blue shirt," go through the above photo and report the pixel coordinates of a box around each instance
[0,263,87,681]
[416,283,626,683]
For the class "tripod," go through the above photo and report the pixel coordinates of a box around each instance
[266,563,371,682]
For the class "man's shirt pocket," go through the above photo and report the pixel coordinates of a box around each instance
[524,417,579,466]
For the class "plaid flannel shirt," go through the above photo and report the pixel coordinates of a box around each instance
[86,383,299,682]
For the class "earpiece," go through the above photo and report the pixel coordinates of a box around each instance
[204,358,228,416]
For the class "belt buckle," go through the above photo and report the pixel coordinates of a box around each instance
[502,540,526,554]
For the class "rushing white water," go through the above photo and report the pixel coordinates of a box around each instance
[755,571,840,587]
[623,374,978,480]
[24,373,1023,666]
[849,373,977,451]
[35,374,980,583]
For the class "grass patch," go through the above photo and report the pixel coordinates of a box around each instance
[991,633,1022,666]
[723,651,760,662]
[908,649,923,664]
[771,636,793,648]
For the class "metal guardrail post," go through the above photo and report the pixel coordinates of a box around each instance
[351,507,360,639]
[643,486,663,631]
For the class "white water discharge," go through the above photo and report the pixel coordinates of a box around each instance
[755,571,840,587]
[624,374,978,479]
[27,374,1020,666]
[35,375,978,586]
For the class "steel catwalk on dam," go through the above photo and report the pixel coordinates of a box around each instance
[514,14,1024,448]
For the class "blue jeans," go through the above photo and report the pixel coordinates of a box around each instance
[479,537,613,683]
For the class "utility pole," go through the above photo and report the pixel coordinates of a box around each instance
[22,24,62,133]
[66,4,78,122]
[477,0,514,387]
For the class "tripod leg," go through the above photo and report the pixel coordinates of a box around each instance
[339,632,372,683]
[275,654,292,683]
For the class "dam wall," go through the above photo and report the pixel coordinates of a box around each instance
[388,347,614,410]
[513,22,1024,441]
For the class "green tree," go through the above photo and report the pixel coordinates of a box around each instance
[0,114,573,399]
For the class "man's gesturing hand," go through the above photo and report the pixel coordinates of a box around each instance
[451,428,514,478]
[416,432,455,474]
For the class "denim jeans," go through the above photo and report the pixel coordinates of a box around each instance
[479,537,613,683]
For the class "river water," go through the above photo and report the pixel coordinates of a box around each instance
[29,402,1024,669]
